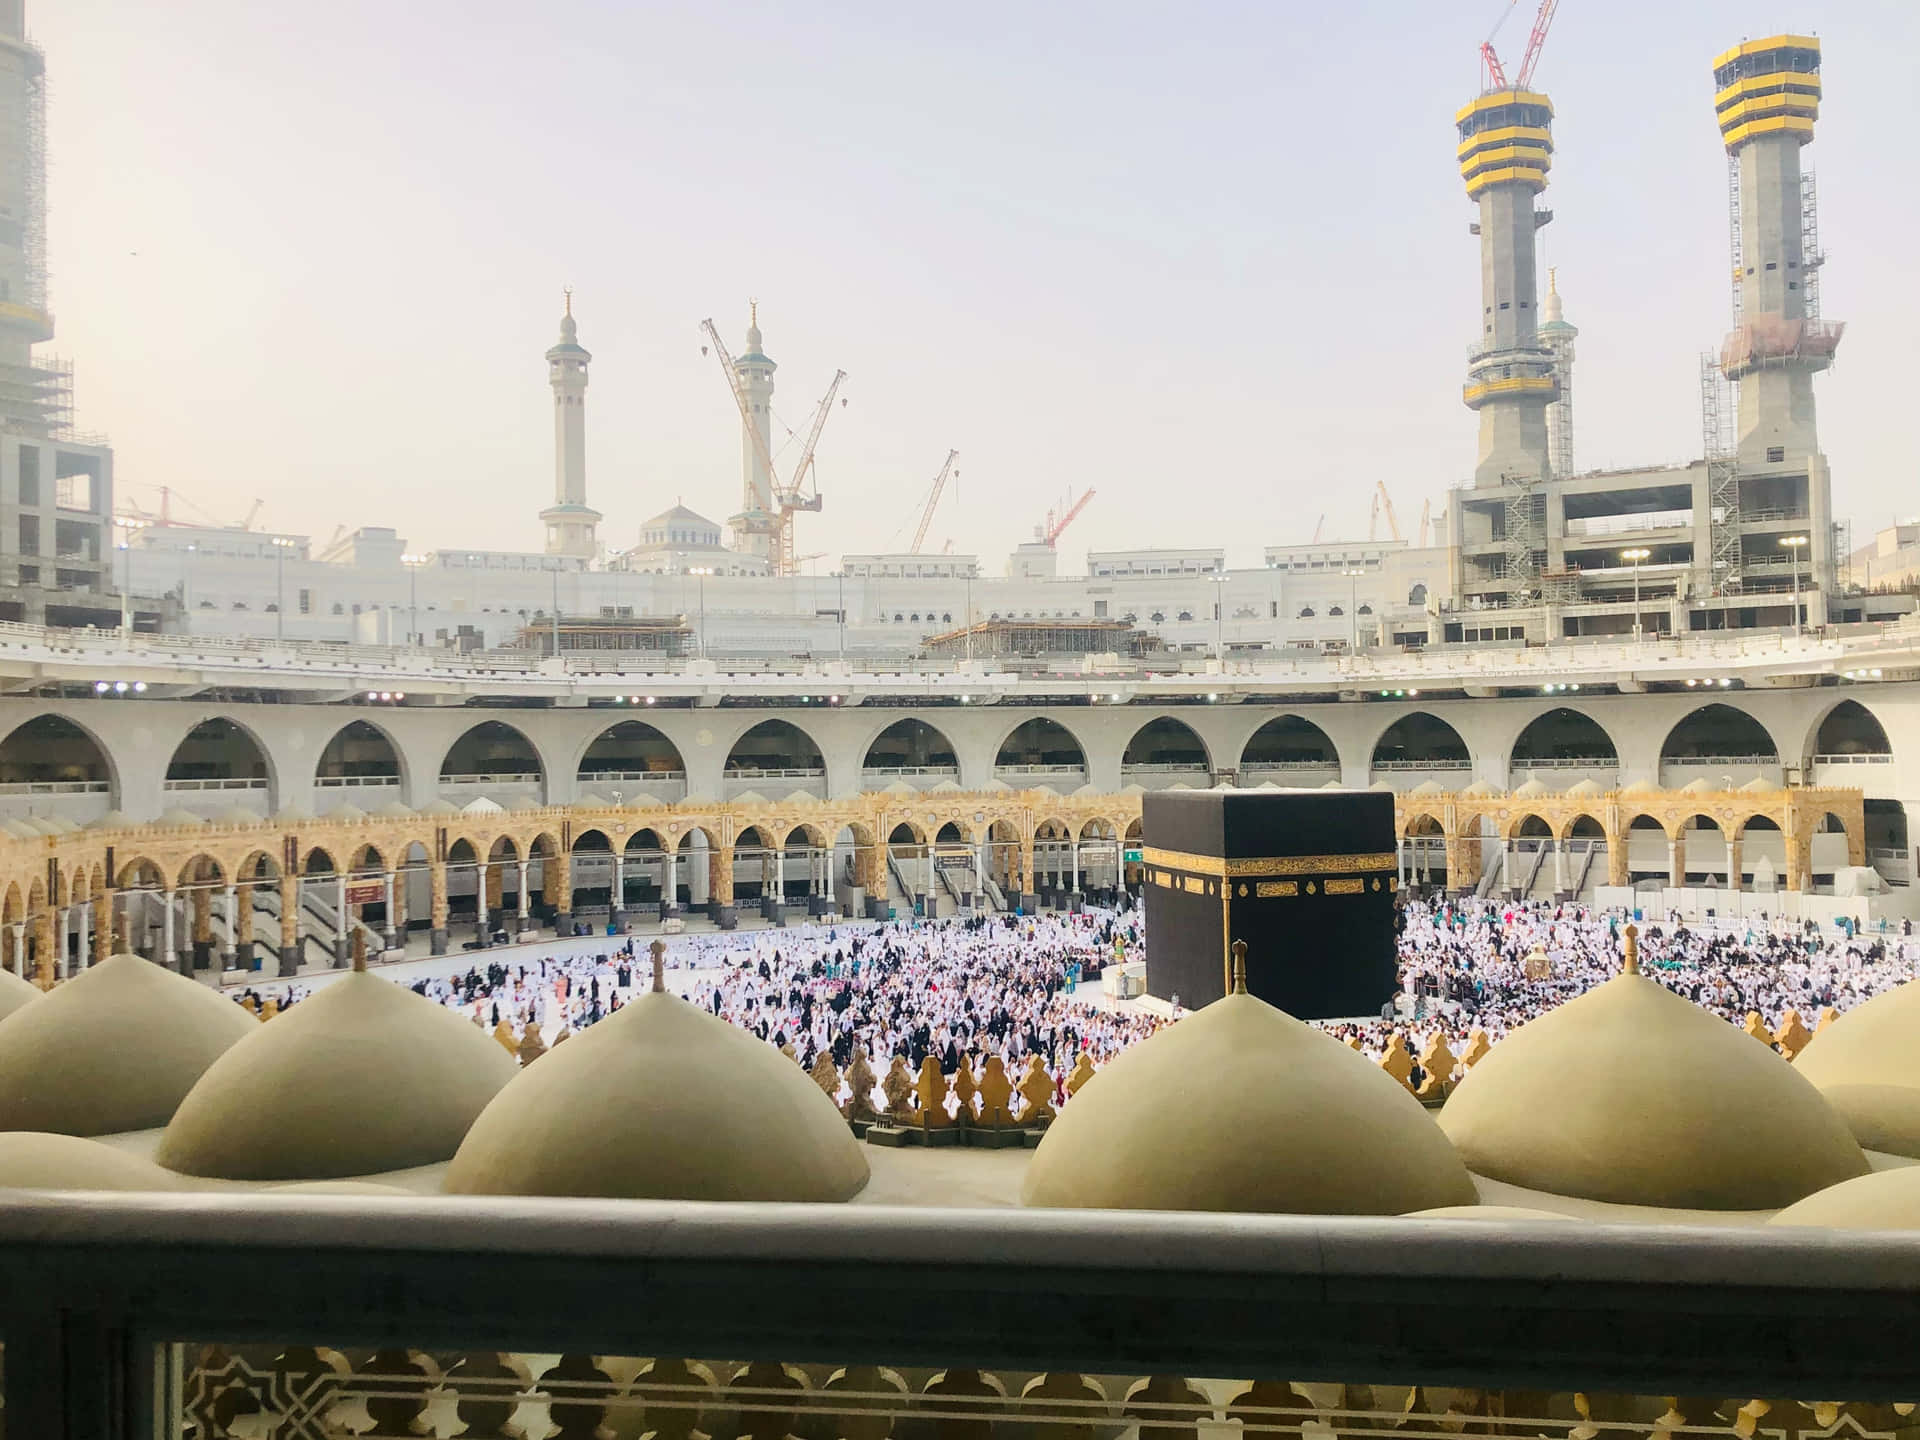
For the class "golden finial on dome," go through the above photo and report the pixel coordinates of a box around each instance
[563,286,572,316]
[1230,939,1248,995]
[1622,922,1639,975]
[649,938,667,993]
[749,297,758,328]
[1548,266,1558,295]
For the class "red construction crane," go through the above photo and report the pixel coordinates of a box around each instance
[1041,488,1094,549]
[1480,0,1559,93]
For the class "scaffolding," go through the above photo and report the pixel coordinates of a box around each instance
[1701,352,1741,595]
[1727,154,1744,326]
[1801,168,1824,324]
[1501,473,1543,603]
[18,39,45,315]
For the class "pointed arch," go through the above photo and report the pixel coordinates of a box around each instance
[166,715,276,803]
[861,718,959,778]
[1369,712,1471,774]
[315,718,405,790]
[576,720,686,783]
[439,721,545,791]
[994,717,1087,778]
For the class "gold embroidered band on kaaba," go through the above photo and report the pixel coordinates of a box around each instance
[1140,846,1397,878]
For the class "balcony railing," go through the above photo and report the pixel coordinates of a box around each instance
[161,776,268,791]
[313,774,402,788]
[0,778,110,795]
[994,763,1088,778]
[1812,753,1892,766]
[1371,758,1473,772]
[2,1192,1919,1435]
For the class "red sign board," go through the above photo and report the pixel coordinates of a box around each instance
[344,881,385,906]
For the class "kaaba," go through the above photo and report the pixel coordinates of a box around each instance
[1142,788,1398,1019]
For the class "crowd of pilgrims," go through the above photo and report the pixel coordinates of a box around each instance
[241,896,1920,1095]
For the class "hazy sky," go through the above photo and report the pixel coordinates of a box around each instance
[34,1,1920,568]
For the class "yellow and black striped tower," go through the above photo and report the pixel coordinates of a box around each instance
[1712,35,1838,469]
[1456,88,1558,490]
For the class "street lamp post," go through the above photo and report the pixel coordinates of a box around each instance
[1781,534,1808,637]
[117,538,132,635]
[271,536,295,641]
[401,553,427,647]
[837,571,846,659]
[1621,548,1651,641]
[965,571,974,663]
[181,542,196,620]
[549,564,561,657]
[1210,573,1230,661]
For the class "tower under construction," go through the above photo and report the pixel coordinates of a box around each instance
[1713,34,1838,603]
[1456,86,1557,492]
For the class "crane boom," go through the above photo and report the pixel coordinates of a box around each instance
[1515,0,1559,88]
[1417,498,1432,548]
[781,369,846,512]
[909,449,959,555]
[1044,488,1094,547]
[1375,481,1403,544]
[699,318,783,498]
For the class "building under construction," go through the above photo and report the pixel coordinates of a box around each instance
[1446,8,1841,640]
[0,1,115,628]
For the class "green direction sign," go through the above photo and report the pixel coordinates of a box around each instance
[1123,848,1143,864]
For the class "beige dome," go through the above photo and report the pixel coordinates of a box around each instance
[0,967,40,1022]
[0,954,257,1135]
[1438,973,1868,1209]
[1403,1204,1577,1222]
[1791,982,1920,1157]
[157,971,519,1180]
[1769,1167,1920,1230]
[0,1131,191,1191]
[1021,991,1476,1214]
[443,990,869,1201]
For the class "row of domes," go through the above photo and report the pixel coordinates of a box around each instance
[1,947,1920,1226]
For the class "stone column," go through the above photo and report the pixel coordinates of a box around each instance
[74,904,89,972]
[161,888,178,974]
[429,858,449,955]
[33,905,54,987]
[1553,844,1569,895]
[663,849,679,917]
[235,882,255,969]
[516,860,531,929]
[191,883,213,972]
[612,850,627,930]
[1019,841,1037,913]
[93,886,113,960]
[1727,835,1744,893]
[54,905,69,980]
[1069,839,1081,908]
[221,884,237,968]
[550,851,573,936]
[278,873,300,976]
[1668,834,1684,889]
[479,861,503,947]
[333,874,349,966]
[383,870,399,950]
[9,921,23,976]
[1786,831,1808,893]
[711,845,735,930]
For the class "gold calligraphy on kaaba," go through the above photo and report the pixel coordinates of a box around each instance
[1255,880,1299,898]
[1323,877,1366,895]
[1141,847,1396,878]
[1181,876,1207,895]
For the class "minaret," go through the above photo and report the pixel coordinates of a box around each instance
[729,301,778,560]
[540,290,600,559]
[1713,35,1838,468]
[1538,269,1577,479]
[1456,86,1558,489]
[0,1,53,405]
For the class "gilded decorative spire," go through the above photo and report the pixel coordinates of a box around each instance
[1548,267,1558,296]
[564,286,572,316]
[1230,939,1248,995]
[650,937,667,993]
[1622,922,1640,976]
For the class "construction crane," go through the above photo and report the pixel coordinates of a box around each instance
[1416,498,1433,548]
[1311,514,1325,543]
[699,317,846,576]
[1481,0,1559,93]
[1039,488,1094,548]
[1370,481,1403,544]
[908,449,959,555]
